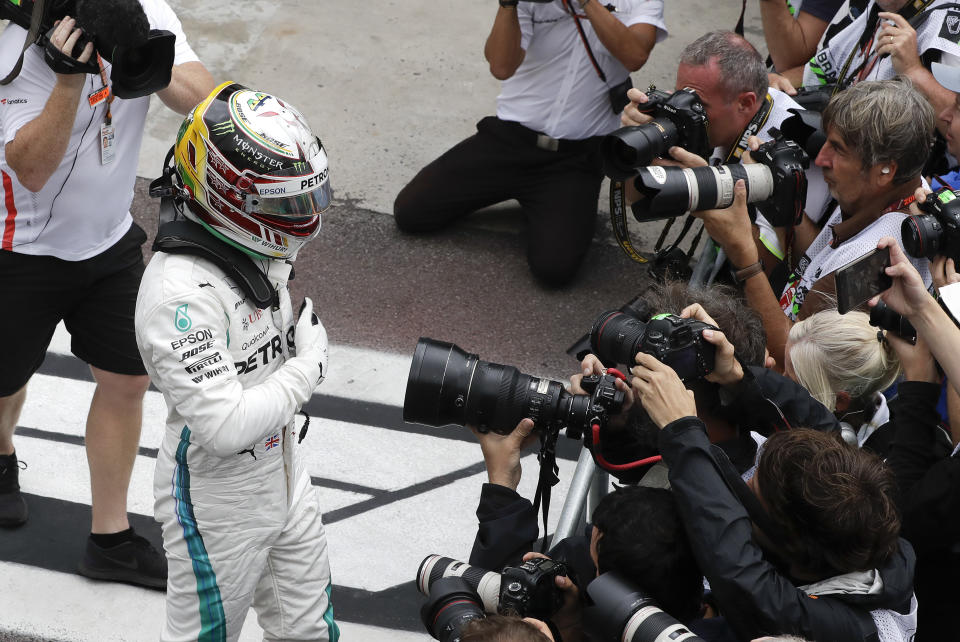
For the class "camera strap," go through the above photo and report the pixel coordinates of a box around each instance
[562,0,607,82]
[532,428,562,553]
[0,0,48,86]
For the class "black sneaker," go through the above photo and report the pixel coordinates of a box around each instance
[0,451,28,527]
[78,531,168,590]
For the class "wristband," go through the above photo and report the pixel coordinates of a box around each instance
[733,260,764,285]
[499,0,519,6]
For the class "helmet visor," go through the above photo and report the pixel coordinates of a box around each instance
[254,178,332,218]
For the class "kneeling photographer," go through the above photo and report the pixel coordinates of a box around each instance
[630,307,917,641]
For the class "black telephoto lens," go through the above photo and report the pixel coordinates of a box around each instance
[590,311,647,366]
[403,338,578,435]
[600,120,680,180]
[583,573,704,642]
[420,577,487,642]
[902,214,944,260]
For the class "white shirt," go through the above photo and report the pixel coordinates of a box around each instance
[0,0,198,260]
[803,0,960,87]
[497,0,666,140]
[778,203,932,321]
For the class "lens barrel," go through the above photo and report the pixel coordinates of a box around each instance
[630,163,774,221]
[417,555,502,615]
[902,214,944,260]
[403,338,576,434]
[601,120,680,180]
[583,573,704,642]
[590,311,647,366]
[420,577,487,642]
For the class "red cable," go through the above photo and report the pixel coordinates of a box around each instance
[589,423,662,470]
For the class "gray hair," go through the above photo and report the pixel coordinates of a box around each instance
[821,77,934,183]
[679,31,768,101]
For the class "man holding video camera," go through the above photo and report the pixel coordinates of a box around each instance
[630,306,917,640]
[0,0,214,587]
[393,0,666,287]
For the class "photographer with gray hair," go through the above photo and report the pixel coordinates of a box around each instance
[695,77,934,369]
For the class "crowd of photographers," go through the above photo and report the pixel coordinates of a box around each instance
[408,2,960,641]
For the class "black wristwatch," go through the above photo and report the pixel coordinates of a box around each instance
[499,0,519,6]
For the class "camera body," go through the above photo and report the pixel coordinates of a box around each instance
[418,555,569,625]
[600,87,711,179]
[628,134,808,225]
[590,312,716,381]
[902,187,960,264]
[499,558,569,619]
[751,136,809,226]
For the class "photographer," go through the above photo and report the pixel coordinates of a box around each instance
[633,311,917,641]
[393,0,665,287]
[696,78,933,369]
[468,420,704,640]
[619,30,832,262]
[0,0,214,586]
[867,237,960,639]
[776,0,960,140]
[575,281,840,485]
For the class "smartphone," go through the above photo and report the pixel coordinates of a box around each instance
[834,247,892,315]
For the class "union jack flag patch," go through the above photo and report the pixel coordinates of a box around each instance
[265,434,280,450]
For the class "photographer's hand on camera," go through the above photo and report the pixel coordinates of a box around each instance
[630,354,697,429]
[4,16,94,192]
[652,145,708,170]
[680,304,745,387]
[692,179,760,269]
[569,354,634,428]
[521,552,582,642]
[471,418,538,490]
[619,86,655,127]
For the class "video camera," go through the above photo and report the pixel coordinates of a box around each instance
[601,87,711,179]
[902,187,960,265]
[417,555,570,641]
[0,0,175,98]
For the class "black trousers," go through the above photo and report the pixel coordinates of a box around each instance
[394,116,604,286]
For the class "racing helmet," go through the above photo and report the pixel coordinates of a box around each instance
[174,81,332,260]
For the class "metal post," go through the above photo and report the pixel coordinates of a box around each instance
[550,449,598,547]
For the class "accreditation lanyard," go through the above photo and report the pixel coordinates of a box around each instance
[88,54,116,165]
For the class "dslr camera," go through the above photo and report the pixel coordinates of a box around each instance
[590,311,716,381]
[0,0,175,98]
[601,87,711,179]
[902,187,960,264]
[403,337,625,440]
[628,134,809,227]
[418,555,570,641]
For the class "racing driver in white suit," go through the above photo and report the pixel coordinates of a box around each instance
[135,81,338,641]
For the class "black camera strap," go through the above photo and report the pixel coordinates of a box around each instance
[532,427,562,553]
[0,0,48,86]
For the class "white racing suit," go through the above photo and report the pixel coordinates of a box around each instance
[135,252,338,642]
